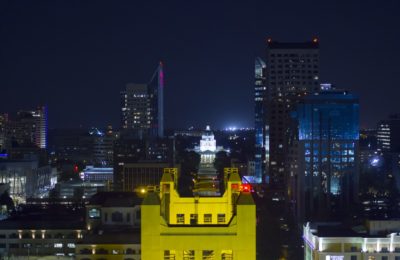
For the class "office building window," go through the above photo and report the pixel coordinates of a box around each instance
[177,214,185,224]
[218,214,225,223]
[222,250,233,260]
[351,256,357,260]
[164,250,176,260]
[204,214,212,223]
[190,214,198,225]
[183,250,195,260]
[382,256,388,260]
[202,250,214,260]
[88,208,100,219]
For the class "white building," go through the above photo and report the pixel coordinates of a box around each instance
[304,221,400,260]
[194,126,226,164]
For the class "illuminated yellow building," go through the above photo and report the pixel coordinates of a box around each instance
[141,168,256,260]
[304,221,400,260]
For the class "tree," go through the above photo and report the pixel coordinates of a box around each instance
[213,151,231,176]
[0,191,15,212]
[178,151,200,196]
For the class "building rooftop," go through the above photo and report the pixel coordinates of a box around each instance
[0,206,85,230]
[80,228,140,244]
[308,220,400,238]
[142,192,160,205]
[89,192,142,207]
[267,40,319,50]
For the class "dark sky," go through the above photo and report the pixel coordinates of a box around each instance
[1,0,399,129]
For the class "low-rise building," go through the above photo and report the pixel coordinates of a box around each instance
[0,207,85,259]
[82,166,113,183]
[76,191,142,260]
[304,220,400,260]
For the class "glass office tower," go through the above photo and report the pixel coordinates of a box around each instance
[289,90,359,222]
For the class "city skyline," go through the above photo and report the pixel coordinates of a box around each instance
[1,1,400,129]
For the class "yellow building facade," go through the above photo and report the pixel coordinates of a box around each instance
[141,168,256,260]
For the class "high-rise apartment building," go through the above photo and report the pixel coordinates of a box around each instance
[90,127,115,167]
[265,38,320,195]
[0,113,8,150]
[377,114,400,153]
[288,90,359,222]
[121,63,164,139]
[4,106,47,150]
[254,57,267,184]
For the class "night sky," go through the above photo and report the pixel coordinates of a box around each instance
[1,0,399,129]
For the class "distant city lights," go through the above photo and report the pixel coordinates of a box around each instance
[224,126,253,131]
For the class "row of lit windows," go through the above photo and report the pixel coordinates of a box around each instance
[0,233,80,239]
[164,250,233,260]
[305,149,355,155]
[0,243,75,249]
[176,213,225,224]
[80,248,138,255]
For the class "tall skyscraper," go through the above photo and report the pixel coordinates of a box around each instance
[264,38,320,196]
[0,113,8,151]
[121,63,164,139]
[288,90,359,222]
[253,57,267,184]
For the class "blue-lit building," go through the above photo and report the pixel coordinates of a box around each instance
[252,57,267,184]
[288,90,359,222]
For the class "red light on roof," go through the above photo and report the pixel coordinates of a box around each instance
[73,165,79,173]
[231,183,239,190]
[267,38,272,43]
[313,37,318,43]
[240,183,252,193]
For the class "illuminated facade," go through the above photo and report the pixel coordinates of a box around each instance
[121,63,164,139]
[0,160,54,203]
[304,221,400,260]
[289,91,359,222]
[194,126,225,164]
[141,168,256,260]
[265,39,320,195]
[3,106,47,150]
[253,57,267,184]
